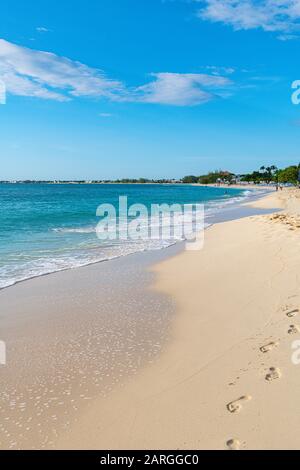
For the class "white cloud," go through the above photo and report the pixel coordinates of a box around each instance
[130,72,232,106]
[99,112,114,117]
[36,27,50,33]
[197,0,300,36]
[203,65,236,75]
[0,39,234,106]
[277,33,299,40]
[0,39,124,101]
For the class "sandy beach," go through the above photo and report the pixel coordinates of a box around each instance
[55,188,300,450]
[2,188,300,450]
[3,0,300,456]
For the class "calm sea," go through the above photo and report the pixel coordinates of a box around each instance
[0,184,256,289]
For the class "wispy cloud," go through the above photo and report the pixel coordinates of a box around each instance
[196,0,300,38]
[0,39,234,106]
[277,33,299,40]
[130,72,233,106]
[0,39,124,102]
[203,65,236,75]
[36,27,50,33]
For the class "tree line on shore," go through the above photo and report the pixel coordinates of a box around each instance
[1,164,300,185]
[182,164,300,185]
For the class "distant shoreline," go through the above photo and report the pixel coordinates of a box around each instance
[1,181,182,185]
[0,181,275,188]
[194,183,274,190]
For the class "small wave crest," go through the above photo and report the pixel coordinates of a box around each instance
[52,226,96,234]
[1,188,258,289]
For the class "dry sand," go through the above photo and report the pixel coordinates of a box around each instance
[56,188,300,450]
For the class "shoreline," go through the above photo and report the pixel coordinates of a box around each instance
[0,187,284,450]
[0,186,270,293]
[194,183,274,190]
[56,188,300,450]
[0,246,179,450]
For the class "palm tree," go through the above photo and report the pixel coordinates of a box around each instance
[260,165,278,183]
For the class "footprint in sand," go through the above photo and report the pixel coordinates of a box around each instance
[227,395,252,414]
[265,367,282,382]
[288,325,300,335]
[260,341,279,354]
[226,439,241,451]
[286,308,299,318]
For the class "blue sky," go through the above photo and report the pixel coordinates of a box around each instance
[1,0,300,180]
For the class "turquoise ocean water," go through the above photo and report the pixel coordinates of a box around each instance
[0,184,257,289]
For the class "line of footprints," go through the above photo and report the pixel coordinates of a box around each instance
[226,305,300,451]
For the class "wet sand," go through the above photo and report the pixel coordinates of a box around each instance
[0,189,279,450]
[0,247,178,449]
